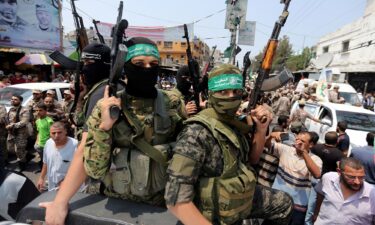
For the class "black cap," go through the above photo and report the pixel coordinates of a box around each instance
[125,37,157,48]
[81,43,110,63]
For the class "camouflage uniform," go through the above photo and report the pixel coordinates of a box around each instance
[46,106,64,121]
[7,106,30,163]
[83,91,182,205]
[165,122,293,225]
[0,105,8,165]
[62,99,74,119]
[26,98,44,121]
[166,88,188,119]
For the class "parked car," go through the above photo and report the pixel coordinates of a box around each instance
[295,79,361,106]
[290,101,375,152]
[0,82,70,112]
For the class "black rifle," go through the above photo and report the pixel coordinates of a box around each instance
[247,0,291,116]
[108,1,128,119]
[183,24,201,108]
[69,0,89,126]
[93,19,106,44]
[242,51,251,86]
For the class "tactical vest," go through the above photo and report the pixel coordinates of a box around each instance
[76,79,108,128]
[185,110,256,225]
[103,90,177,205]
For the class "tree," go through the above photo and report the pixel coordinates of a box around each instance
[286,47,313,71]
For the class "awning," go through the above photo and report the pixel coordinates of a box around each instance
[15,54,51,65]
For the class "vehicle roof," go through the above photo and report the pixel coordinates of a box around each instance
[7,82,70,90]
[304,101,375,115]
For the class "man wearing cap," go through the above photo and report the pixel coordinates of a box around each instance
[328,85,344,104]
[290,99,320,129]
[62,90,73,120]
[46,90,63,111]
[27,89,43,120]
[274,90,291,117]
[165,64,293,225]
[33,2,58,32]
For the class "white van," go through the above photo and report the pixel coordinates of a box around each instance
[290,101,375,150]
[0,82,70,112]
[295,79,361,106]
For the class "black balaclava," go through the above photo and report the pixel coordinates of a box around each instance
[81,43,111,87]
[124,37,160,99]
[176,65,192,97]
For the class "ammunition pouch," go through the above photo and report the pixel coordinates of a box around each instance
[106,143,173,198]
[198,163,256,225]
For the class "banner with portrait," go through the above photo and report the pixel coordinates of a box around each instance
[0,0,61,51]
[96,22,194,42]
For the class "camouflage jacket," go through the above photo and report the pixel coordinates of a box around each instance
[7,106,30,137]
[0,105,7,134]
[83,90,182,203]
[164,122,250,206]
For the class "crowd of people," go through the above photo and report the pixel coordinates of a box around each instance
[0,37,374,225]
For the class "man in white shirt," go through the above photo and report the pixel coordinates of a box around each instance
[37,122,78,191]
[314,157,375,225]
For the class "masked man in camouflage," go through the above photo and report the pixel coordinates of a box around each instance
[40,37,182,224]
[165,64,293,225]
[6,95,30,171]
[83,36,182,204]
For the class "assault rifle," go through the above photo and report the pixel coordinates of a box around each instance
[93,19,105,44]
[69,0,89,126]
[108,1,128,119]
[183,24,201,108]
[247,0,292,115]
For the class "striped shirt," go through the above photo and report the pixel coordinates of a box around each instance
[272,143,322,209]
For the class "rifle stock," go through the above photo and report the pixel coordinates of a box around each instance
[183,24,201,108]
[247,0,291,114]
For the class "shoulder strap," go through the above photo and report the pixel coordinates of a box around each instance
[120,93,168,166]
[15,106,22,123]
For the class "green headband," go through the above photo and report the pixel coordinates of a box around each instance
[125,44,160,62]
[208,74,243,92]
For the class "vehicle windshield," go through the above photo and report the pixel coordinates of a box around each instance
[340,92,361,106]
[336,110,375,133]
[0,87,32,107]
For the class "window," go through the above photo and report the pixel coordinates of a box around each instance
[156,41,161,45]
[342,41,350,52]
[164,41,173,48]
[323,46,329,53]
[336,111,375,133]
[181,42,186,47]
[180,54,185,60]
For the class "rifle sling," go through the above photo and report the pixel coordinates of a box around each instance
[121,101,168,166]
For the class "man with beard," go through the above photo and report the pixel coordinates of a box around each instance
[27,89,43,120]
[44,96,64,121]
[0,0,27,32]
[61,90,73,120]
[313,157,375,224]
[40,37,182,224]
[6,95,30,171]
[166,64,293,225]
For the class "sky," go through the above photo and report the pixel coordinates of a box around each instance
[61,0,368,63]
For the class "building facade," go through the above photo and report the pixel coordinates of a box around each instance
[314,0,375,92]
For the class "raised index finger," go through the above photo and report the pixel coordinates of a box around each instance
[104,85,110,99]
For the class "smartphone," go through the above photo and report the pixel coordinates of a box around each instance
[280,133,289,141]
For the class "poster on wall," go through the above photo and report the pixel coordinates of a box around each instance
[0,0,61,51]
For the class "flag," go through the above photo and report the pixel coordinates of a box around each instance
[224,46,233,58]
[316,68,329,102]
